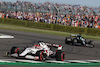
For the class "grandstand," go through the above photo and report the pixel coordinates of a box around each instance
[0,1,100,29]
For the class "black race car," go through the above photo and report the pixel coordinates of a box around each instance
[65,34,94,48]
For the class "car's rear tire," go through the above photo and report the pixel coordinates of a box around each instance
[56,50,65,61]
[10,47,19,54]
[72,39,77,45]
[65,37,72,44]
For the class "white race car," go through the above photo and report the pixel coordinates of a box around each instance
[6,41,65,61]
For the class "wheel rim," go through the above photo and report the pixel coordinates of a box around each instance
[73,40,77,45]
[61,52,65,61]
[40,51,44,61]
[74,40,77,43]
[90,42,94,47]
[15,48,19,53]
[91,45,94,48]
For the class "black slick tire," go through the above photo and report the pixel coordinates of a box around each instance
[56,50,65,61]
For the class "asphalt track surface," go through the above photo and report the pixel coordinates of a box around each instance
[0,29,100,67]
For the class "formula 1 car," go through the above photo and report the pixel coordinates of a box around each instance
[6,41,65,61]
[65,34,94,48]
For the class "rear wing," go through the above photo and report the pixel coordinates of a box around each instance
[44,42,63,50]
[70,34,77,37]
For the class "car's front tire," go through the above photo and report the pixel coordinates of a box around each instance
[36,51,46,61]
[10,47,19,54]
[88,41,95,48]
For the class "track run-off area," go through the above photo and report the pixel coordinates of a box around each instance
[0,29,100,66]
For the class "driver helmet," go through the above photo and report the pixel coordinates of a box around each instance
[77,34,81,37]
[39,42,45,47]
[33,44,40,49]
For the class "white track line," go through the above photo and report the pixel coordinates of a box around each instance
[15,59,44,63]
[5,59,44,63]
[45,60,68,63]
[0,60,15,63]
[87,60,100,63]
[0,36,14,38]
[65,60,90,63]
[0,34,14,38]
[1,59,100,63]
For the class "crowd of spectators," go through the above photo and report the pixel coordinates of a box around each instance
[0,1,100,29]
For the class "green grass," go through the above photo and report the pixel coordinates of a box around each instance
[0,23,100,40]
[0,62,100,66]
